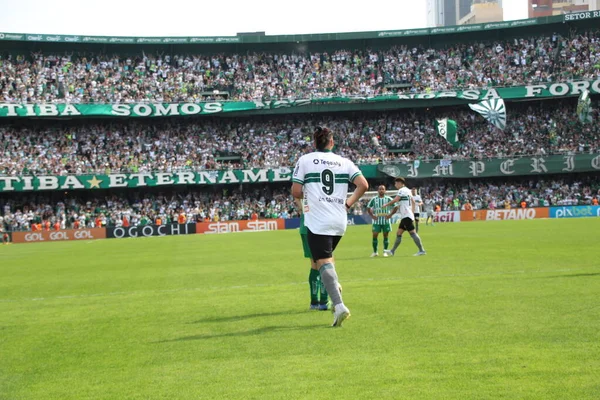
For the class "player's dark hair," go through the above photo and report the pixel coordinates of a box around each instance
[314,126,333,151]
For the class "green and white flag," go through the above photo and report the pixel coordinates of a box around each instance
[468,98,507,130]
[435,118,459,148]
[577,90,592,124]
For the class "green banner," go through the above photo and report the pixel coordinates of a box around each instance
[0,33,239,44]
[1,15,592,45]
[2,155,599,192]
[0,165,379,192]
[378,154,600,179]
[1,79,599,118]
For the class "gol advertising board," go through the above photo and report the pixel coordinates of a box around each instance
[550,205,600,219]
[461,208,549,221]
[11,228,106,244]
[196,219,284,234]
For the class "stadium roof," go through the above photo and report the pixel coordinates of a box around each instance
[0,13,598,45]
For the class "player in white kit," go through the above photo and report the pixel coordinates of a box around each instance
[291,126,369,327]
[382,177,426,256]
[411,188,423,233]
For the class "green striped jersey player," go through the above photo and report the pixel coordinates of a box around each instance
[366,185,398,257]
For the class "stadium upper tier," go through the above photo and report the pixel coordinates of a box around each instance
[1,28,599,103]
[0,100,597,176]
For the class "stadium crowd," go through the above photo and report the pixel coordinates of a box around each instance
[1,176,598,232]
[1,31,599,102]
[0,186,296,232]
[0,100,598,176]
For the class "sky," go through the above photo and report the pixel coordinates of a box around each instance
[0,0,529,37]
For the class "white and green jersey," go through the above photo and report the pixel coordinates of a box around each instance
[367,196,394,225]
[396,187,415,220]
[413,194,423,214]
[424,198,434,212]
[293,150,362,236]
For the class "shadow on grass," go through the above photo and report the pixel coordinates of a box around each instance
[540,273,600,279]
[190,310,308,324]
[157,324,326,342]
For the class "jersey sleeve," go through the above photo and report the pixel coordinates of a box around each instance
[292,157,305,185]
[367,198,375,209]
[346,160,362,183]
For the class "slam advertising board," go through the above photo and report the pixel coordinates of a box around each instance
[550,205,600,219]
[106,223,196,239]
[460,208,549,221]
[196,219,285,234]
[12,228,106,244]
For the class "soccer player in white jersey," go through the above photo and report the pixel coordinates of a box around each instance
[292,126,369,327]
[411,188,424,233]
[424,197,435,226]
[382,177,426,256]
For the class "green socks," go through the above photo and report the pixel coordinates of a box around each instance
[373,237,389,252]
[309,269,319,304]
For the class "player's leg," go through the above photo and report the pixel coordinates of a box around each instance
[317,257,330,310]
[303,234,320,309]
[306,229,349,327]
[408,225,426,256]
[390,224,406,256]
[371,226,380,257]
[382,223,391,256]
[414,214,420,233]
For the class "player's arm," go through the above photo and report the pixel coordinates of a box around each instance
[383,196,400,208]
[292,183,303,200]
[366,198,375,219]
[411,197,416,214]
[345,173,368,209]
[291,158,305,199]
[366,207,375,219]
[294,198,303,215]
[386,205,399,219]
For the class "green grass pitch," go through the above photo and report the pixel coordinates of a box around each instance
[1,218,599,399]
